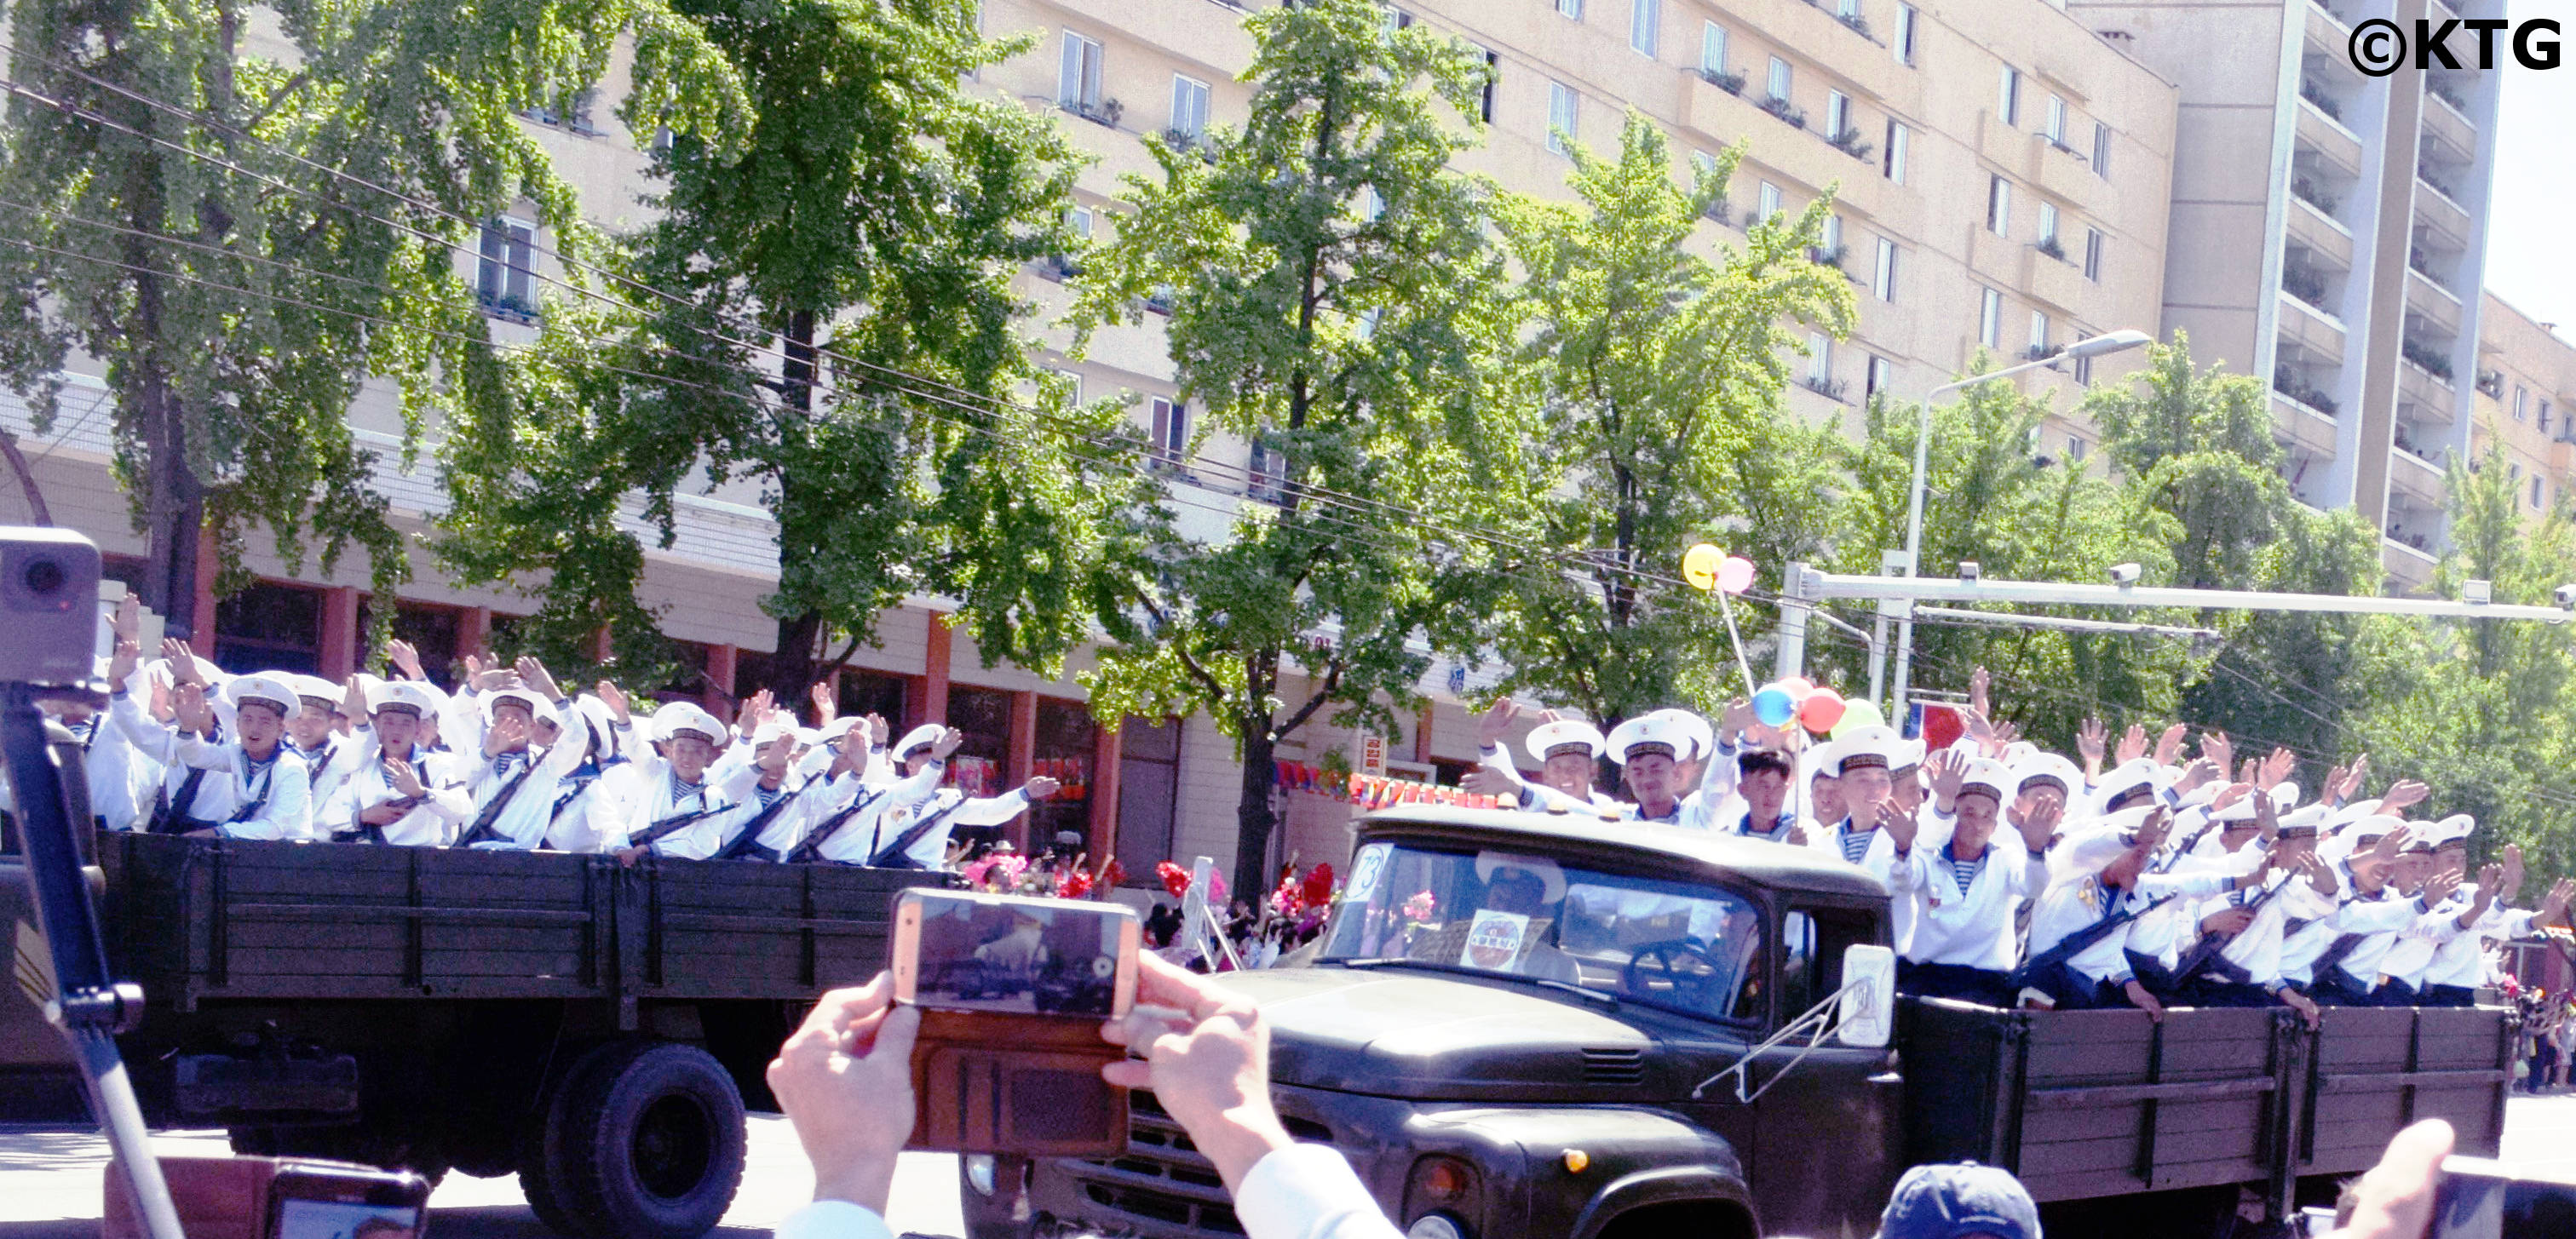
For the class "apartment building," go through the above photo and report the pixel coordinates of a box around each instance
[2066,0,2502,592]
[2469,295,2576,527]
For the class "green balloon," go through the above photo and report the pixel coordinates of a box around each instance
[1830,699,1886,739]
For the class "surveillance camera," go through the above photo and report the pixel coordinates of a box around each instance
[2108,563,2142,585]
[2462,579,2492,605]
[1958,561,1981,582]
[0,527,100,685]
[2556,584,2576,609]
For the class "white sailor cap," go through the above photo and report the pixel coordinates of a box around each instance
[575,695,624,760]
[2050,806,2154,881]
[1999,740,2039,765]
[2397,820,2442,853]
[222,675,299,718]
[364,679,445,720]
[750,719,802,748]
[480,687,559,729]
[649,703,726,746]
[1525,718,1608,764]
[2090,757,2167,811]
[818,715,868,743]
[147,651,227,689]
[1957,760,2013,804]
[1888,737,1928,776]
[2321,813,2410,864]
[1819,726,1900,777]
[894,723,947,760]
[2422,813,2475,850]
[2012,753,2084,800]
[1606,714,1686,765]
[2273,803,2331,837]
[2212,783,2299,824]
[1645,708,1716,764]
[283,674,342,709]
[2325,798,2386,833]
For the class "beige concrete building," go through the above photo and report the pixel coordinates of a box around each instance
[2468,294,2576,525]
[2066,0,2503,591]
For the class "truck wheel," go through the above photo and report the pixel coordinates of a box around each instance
[548,1041,747,1239]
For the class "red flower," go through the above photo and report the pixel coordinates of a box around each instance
[1301,862,1336,908]
[1057,868,1095,899]
[1157,860,1191,898]
[1101,858,1129,888]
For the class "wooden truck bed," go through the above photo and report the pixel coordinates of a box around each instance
[100,834,946,1011]
[1899,999,2511,1207]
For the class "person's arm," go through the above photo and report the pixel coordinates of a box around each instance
[225,759,311,842]
[313,771,359,836]
[951,787,1034,827]
[109,685,181,766]
[414,754,474,825]
[538,699,591,779]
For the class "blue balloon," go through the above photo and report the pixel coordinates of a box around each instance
[1752,687,1796,727]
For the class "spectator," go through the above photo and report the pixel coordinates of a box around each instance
[1873,1161,2042,1239]
[766,952,1403,1239]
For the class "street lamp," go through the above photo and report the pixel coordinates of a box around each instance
[1889,329,2153,719]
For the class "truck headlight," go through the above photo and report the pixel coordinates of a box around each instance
[1406,1215,1466,1239]
[964,1154,996,1196]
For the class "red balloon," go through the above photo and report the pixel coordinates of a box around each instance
[1799,688,1847,734]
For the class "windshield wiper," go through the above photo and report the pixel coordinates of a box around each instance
[1331,957,1623,1008]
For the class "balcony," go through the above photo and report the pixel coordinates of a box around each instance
[2406,267,2463,338]
[2400,355,2454,412]
[2278,291,2347,365]
[2421,88,2477,163]
[2033,135,2103,208]
[2415,178,2473,247]
[2389,443,2445,504]
[1978,112,2041,181]
[2285,196,2355,272]
[2027,241,2091,313]
[2273,391,2341,455]
[2383,537,2436,592]
[2304,0,2352,50]
[2296,97,2364,178]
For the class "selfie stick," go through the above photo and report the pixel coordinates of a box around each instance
[5,683,186,1239]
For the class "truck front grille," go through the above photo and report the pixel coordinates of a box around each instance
[1070,1091,1245,1235]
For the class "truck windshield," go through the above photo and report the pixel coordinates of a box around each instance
[1317,841,1766,1024]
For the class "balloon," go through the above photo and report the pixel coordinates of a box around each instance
[1752,686,1797,726]
[1682,543,1723,592]
[1716,555,1756,595]
[1780,676,1814,697]
[1799,688,1847,734]
[1830,699,1887,739]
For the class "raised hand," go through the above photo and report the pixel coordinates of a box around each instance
[2259,747,2297,791]
[930,726,965,761]
[2539,879,2575,927]
[1987,720,2021,754]
[2381,777,2429,812]
[160,637,202,686]
[108,634,141,688]
[485,714,530,758]
[112,592,141,644]
[2015,794,2062,852]
[2322,763,2351,806]
[1025,776,1061,800]
[2500,843,2525,902]
[386,639,424,682]
[1720,697,1757,742]
[172,682,215,736]
[387,759,425,799]
[1880,794,1920,854]
[2419,868,2464,908]
[595,680,630,723]
[2209,779,2252,815]
[2076,717,2107,775]
[2116,722,2148,766]
[2200,731,2234,774]
[147,676,174,724]
[516,656,561,703]
[2202,905,2257,935]
[2251,777,2279,842]
[1461,766,1519,800]
[864,713,889,749]
[2298,851,2337,897]
[1927,747,1966,809]
[1475,697,1518,750]
[2345,753,2373,800]
[474,654,517,691]
[1969,665,1992,721]
[2133,806,2172,855]
[809,681,837,726]
[342,675,369,723]
[2153,723,2188,767]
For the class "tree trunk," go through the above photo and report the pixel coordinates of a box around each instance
[1232,720,1278,911]
[768,608,822,703]
[131,267,205,640]
[762,308,823,703]
[0,430,52,525]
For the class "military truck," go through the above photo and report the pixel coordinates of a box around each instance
[972,806,2515,1239]
[2,829,942,1239]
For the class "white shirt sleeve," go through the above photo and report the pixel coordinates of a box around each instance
[224,757,311,842]
[952,789,1032,828]
[539,703,591,779]
[1233,1143,1404,1239]
[110,691,181,766]
[772,1199,895,1239]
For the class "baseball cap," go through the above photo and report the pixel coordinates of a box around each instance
[1876,1162,2041,1239]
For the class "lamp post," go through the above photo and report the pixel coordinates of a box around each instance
[1889,329,2153,720]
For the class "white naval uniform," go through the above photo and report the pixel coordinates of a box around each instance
[315,743,472,846]
[2026,868,2238,988]
[2194,866,2338,988]
[66,712,154,832]
[2378,892,2476,989]
[289,734,370,810]
[2280,878,2419,989]
[457,704,595,850]
[110,691,312,840]
[541,760,627,852]
[794,760,940,864]
[1813,817,1925,950]
[2426,889,2532,990]
[846,766,1032,869]
[1473,744,1621,816]
[1889,833,2049,972]
[609,753,749,860]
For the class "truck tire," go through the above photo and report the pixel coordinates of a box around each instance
[545,1041,747,1239]
[519,1041,628,1239]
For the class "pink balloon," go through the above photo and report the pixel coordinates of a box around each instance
[1799,688,1847,734]
[1781,676,1815,697]
[1716,556,1756,594]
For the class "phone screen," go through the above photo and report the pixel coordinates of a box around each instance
[2430,1157,2576,1239]
[271,1199,423,1239]
[897,890,1136,1018]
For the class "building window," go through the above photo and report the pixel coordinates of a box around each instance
[1987,175,2011,236]
[1866,354,1894,401]
[1358,186,1387,222]
[1701,22,1728,75]
[1758,181,1782,221]
[1149,397,1188,468]
[213,582,326,676]
[942,685,1013,803]
[1820,211,1843,255]
[2029,310,2050,355]
[1112,716,1182,885]
[2543,400,2555,433]
[2038,202,2059,247]
[1170,76,1210,140]
[1872,237,1899,301]
[1028,697,1099,852]
[1547,80,1578,155]
[476,219,536,317]
[1883,120,1908,182]
[2535,477,2547,508]
[2044,95,2067,146]
[1807,332,1832,386]
[1476,47,1498,123]
[1827,90,1850,140]
[2074,352,2094,383]
[1980,287,2003,348]
[1768,55,1792,103]
[1557,0,1583,18]
[1381,5,1412,30]
[2084,228,2104,281]
[1058,32,1106,116]
[1249,428,1286,503]
[1630,0,1660,55]
[2093,121,2112,177]
[1049,367,1084,406]
[1895,3,1918,64]
[1998,66,2021,126]
[2514,386,2528,421]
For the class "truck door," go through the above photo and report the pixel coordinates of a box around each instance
[1748,906,1901,1238]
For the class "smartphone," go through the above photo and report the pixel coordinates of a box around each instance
[264,1163,432,1239]
[2429,1156,2576,1239]
[889,889,1140,1019]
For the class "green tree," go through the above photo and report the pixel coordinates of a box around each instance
[439,0,1107,699]
[1479,118,1852,724]
[1068,0,1515,897]
[1835,364,2188,750]
[0,0,740,639]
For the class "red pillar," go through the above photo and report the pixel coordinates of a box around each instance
[188,525,218,646]
[1415,701,1435,765]
[922,613,952,721]
[1090,720,1124,871]
[458,605,492,661]
[1007,690,1038,852]
[704,643,738,720]
[319,587,359,683]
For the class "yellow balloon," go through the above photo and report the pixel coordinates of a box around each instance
[1682,543,1723,592]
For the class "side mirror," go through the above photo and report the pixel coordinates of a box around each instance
[1837,944,1896,1048]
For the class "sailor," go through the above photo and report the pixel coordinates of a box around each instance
[1469,700,1617,815]
[539,688,634,853]
[1727,748,1801,843]
[281,674,366,806]
[109,663,312,841]
[1886,759,2050,1007]
[610,703,744,862]
[1603,714,1699,827]
[2280,815,2423,1007]
[2015,806,2247,1016]
[1810,727,1906,865]
[2406,821,2573,1007]
[791,724,961,866]
[834,724,1062,869]
[695,718,833,863]
[2007,753,2085,849]
[1646,708,1724,815]
[453,659,591,851]
[314,680,472,846]
[2170,800,2335,1025]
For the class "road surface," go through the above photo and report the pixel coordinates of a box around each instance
[9,1095,2576,1237]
